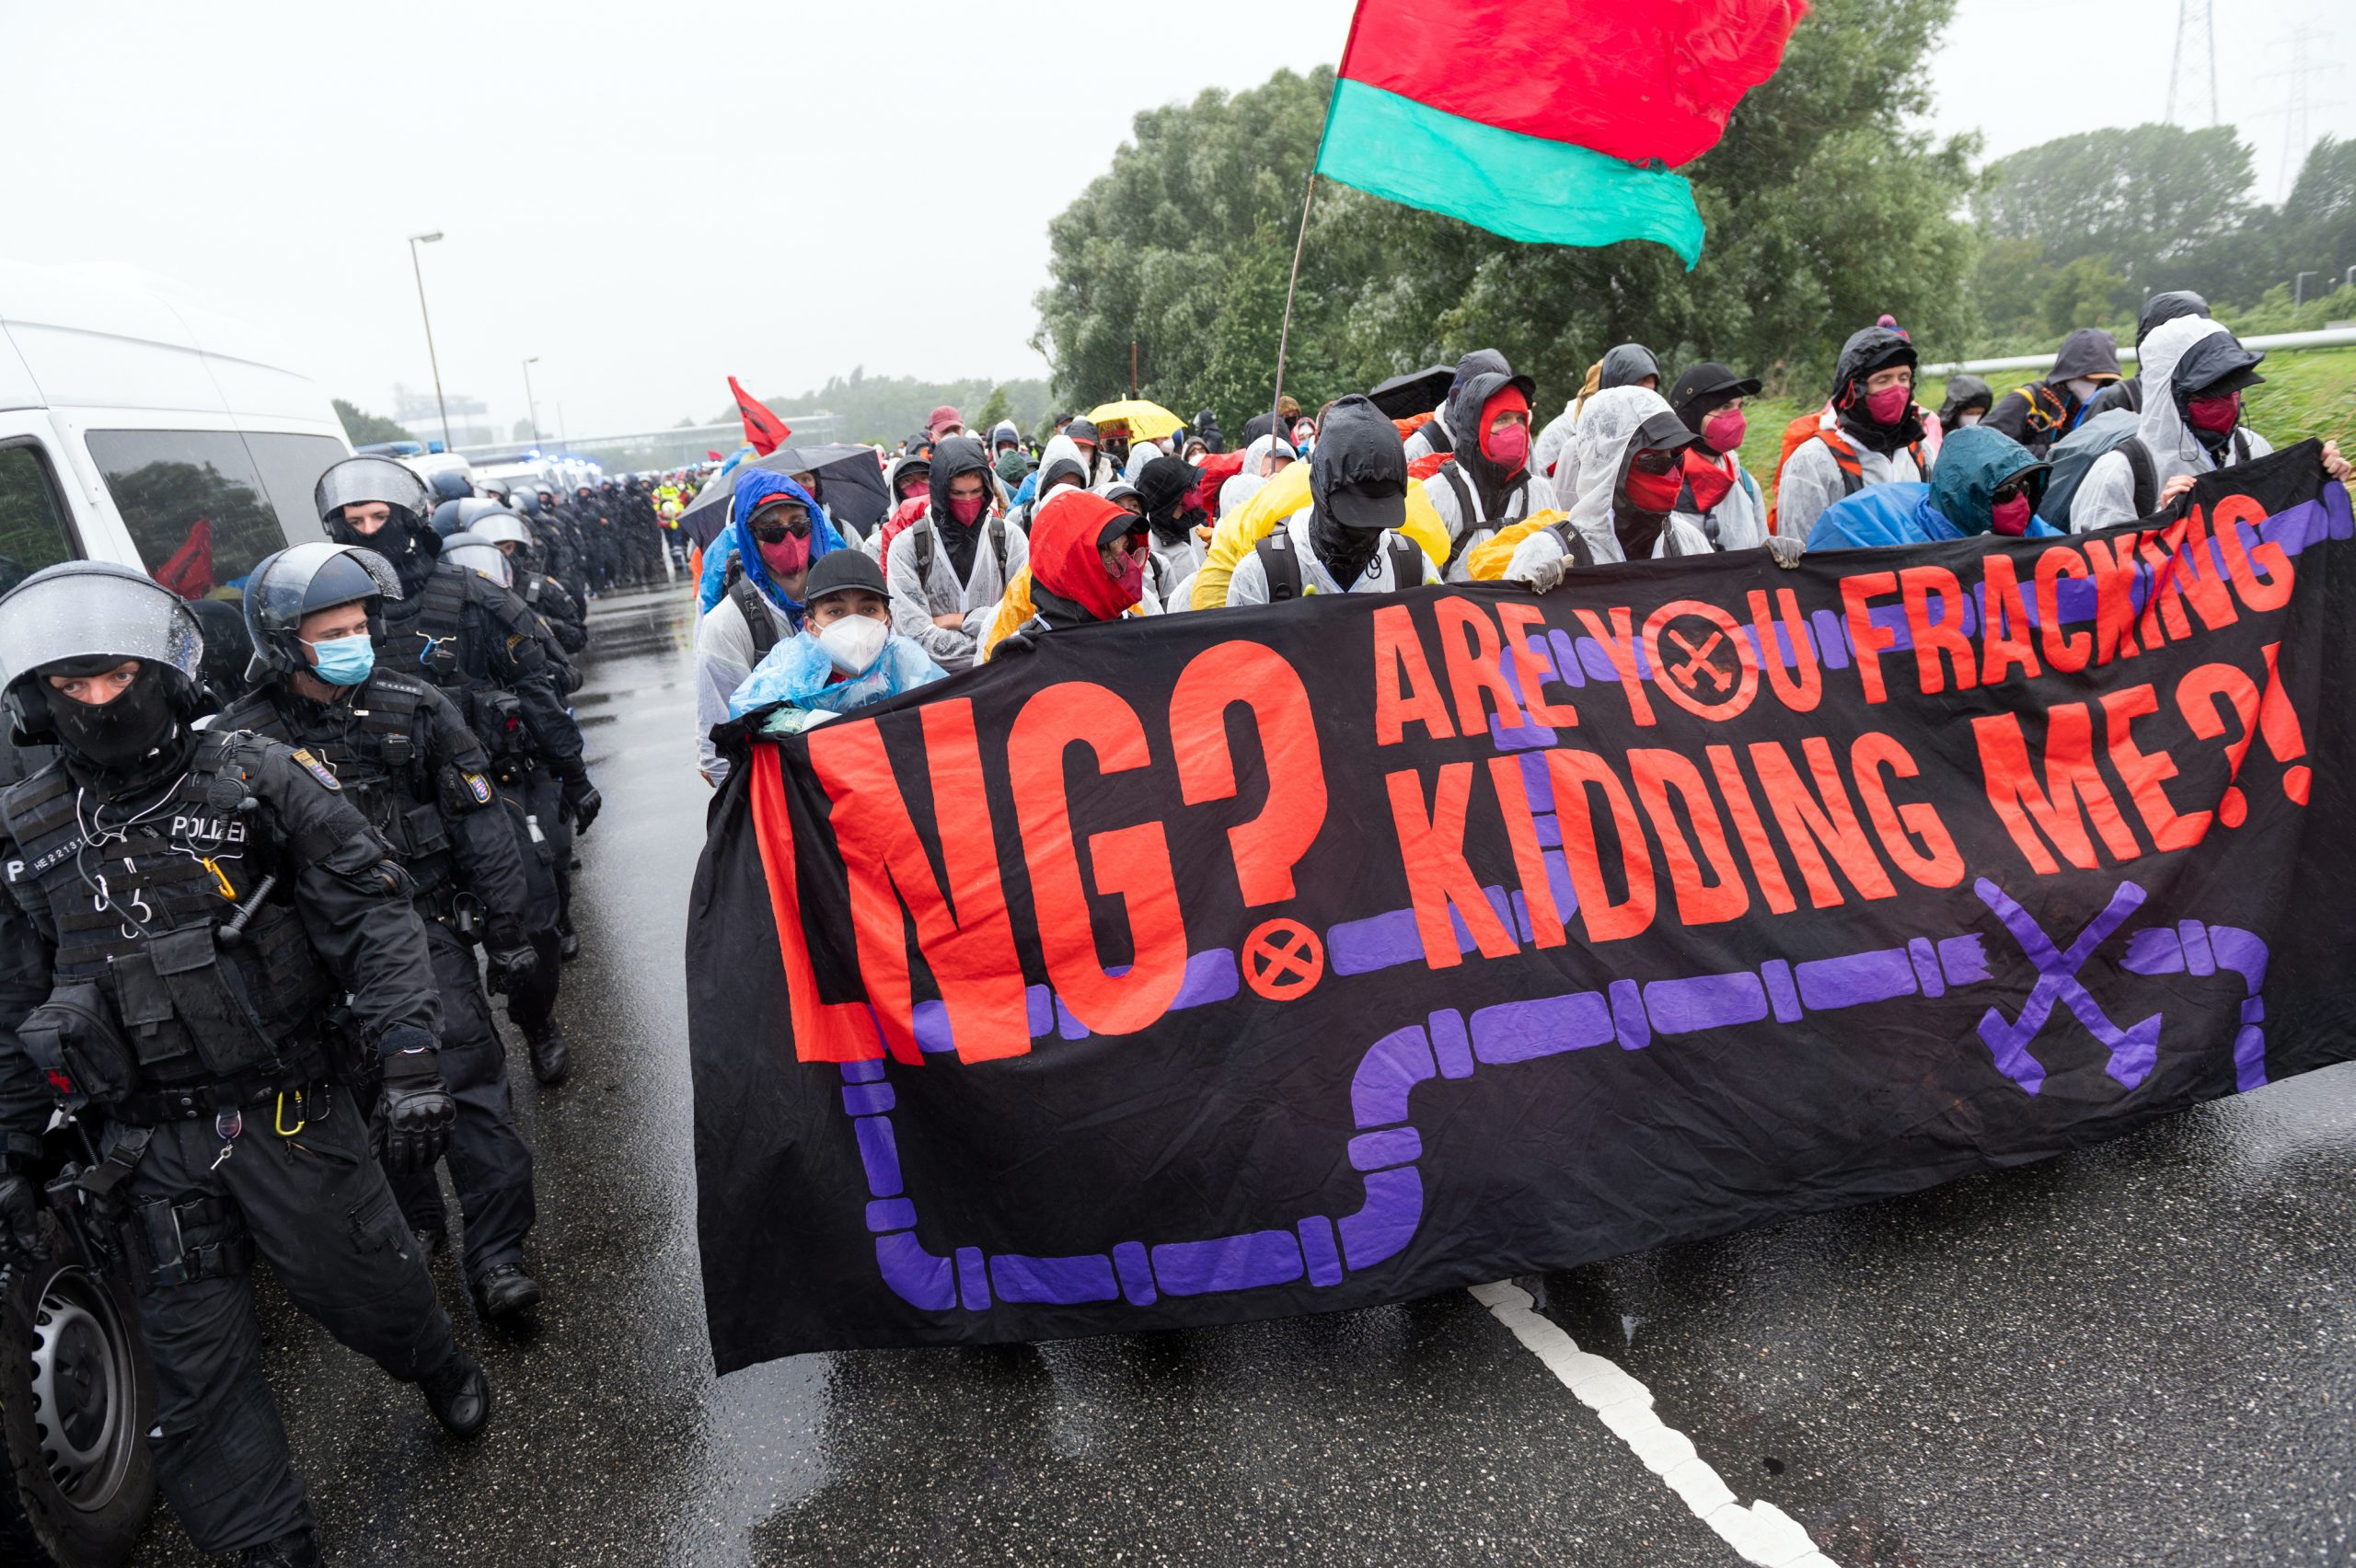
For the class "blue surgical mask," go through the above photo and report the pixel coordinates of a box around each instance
[306,632,375,687]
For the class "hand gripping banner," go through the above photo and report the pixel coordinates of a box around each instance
[688,445,2356,1366]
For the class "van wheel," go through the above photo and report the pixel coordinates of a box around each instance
[1,1211,157,1567]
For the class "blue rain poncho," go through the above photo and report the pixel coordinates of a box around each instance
[728,625,948,725]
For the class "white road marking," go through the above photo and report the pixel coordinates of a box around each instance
[1469,1280,1842,1568]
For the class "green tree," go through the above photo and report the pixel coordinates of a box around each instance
[974,385,1012,432]
[333,398,413,445]
[1973,124,2255,287]
[1034,0,1980,424]
[2038,254,2135,338]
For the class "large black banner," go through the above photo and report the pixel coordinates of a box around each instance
[689,445,2356,1368]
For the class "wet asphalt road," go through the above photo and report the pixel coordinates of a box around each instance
[126,584,2352,1567]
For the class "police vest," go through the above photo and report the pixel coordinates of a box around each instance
[224,675,464,905]
[378,568,531,767]
[0,732,336,1102]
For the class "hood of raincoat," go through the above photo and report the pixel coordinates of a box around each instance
[1306,395,1408,583]
[1599,344,1660,391]
[1442,366,1539,508]
[1667,362,1760,434]
[1028,489,1139,625]
[2050,328,2122,386]
[1559,386,1692,561]
[1134,455,1198,544]
[884,452,931,502]
[1031,433,1091,502]
[1927,425,2048,536]
[2136,290,2209,350]
[928,436,993,525]
[2136,316,2258,474]
[722,469,843,620]
[1831,326,1923,454]
[1937,375,1993,424]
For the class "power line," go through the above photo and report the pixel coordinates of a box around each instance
[2165,0,2217,128]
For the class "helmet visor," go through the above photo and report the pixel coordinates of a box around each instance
[440,536,513,589]
[245,542,404,638]
[0,562,205,690]
[316,455,431,524]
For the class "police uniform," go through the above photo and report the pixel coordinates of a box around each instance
[221,668,540,1301]
[375,559,592,1078]
[0,560,486,1562]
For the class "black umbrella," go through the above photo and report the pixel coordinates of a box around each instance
[1368,364,1456,420]
[678,443,890,548]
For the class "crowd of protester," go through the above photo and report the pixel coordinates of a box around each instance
[693,300,2351,771]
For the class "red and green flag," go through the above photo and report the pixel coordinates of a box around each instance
[1316,0,1810,267]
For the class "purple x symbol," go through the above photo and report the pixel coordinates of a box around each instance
[1973,878,2163,1095]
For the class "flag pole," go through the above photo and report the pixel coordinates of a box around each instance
[1267,165,1319,440]
[1269,36,1358,444]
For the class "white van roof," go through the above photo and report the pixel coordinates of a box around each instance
[0,259,337,426]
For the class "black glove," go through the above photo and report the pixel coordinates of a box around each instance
[561,777,602,836]
[993,629,1039,660]
[377,1034,455,1174]
[0,1168,46,1271]
[482,917,537,996]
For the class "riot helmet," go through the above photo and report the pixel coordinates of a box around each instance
[466,513,538,566]
[318,455,438,590]
[439,531,514,590]
[241,543,404,679]
[510,489,542,517]
[426,467,476,504]
[0,560,208,751]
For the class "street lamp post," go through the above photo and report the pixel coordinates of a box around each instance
[406,231,453,452]
[522,356,542,445]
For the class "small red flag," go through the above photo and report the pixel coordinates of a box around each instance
[729,376,791,455]
[708,451,725,462]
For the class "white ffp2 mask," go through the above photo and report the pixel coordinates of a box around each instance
[816,615,889,676]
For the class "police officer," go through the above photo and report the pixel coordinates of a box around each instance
[223,543,546,1319]
[315,456,595,1082]
[0,563,488,1568]
[467,510,588,658]
[507,490,591,632]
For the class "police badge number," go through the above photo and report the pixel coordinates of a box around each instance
[290,748,341,790]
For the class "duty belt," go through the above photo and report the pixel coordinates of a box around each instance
[111,1066,329,1127]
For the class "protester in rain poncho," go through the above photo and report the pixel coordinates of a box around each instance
[1403,349,1511,463]
[1491,387,1721,588]
[1134,454,1208,611]
[728,549,945,731]
[981,489,1157,660]
[1666,362,1769,551]
[1217,433,1298,518]
[1421,362,1556,580]
[693,469,847,782]
[1224,395,1439,604]
[2071,315,2281,532]
[1807,425,2061,549]
[1983,328,2123,457]
[884,434,1029,673]
[2086,291,2211,421]
[1533,342,1657,490]
[1774,326,1929,544]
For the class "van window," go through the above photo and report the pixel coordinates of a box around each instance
[86,430,308,598]
[0,443,80,594]
[242,432,351,545]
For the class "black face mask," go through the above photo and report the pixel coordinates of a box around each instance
[1149,502,1202,546]
[49,667,182,776]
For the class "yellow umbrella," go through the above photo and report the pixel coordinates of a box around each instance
[1086,399,1185,443]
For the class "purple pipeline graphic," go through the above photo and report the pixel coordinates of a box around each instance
[836,875,2271,1315]
[824,492,2339,1319]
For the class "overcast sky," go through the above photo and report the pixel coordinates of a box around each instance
[3,0,2347,441]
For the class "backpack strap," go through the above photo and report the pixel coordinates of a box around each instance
[1253,530,1303,602]
[912,517,934,582]
[2121,441,2158,518]
[1438,465,1479,567]
[728,574,780,664]
[1383,534,1424,589]
[989,513,1007,578]
[1547,522,1598,571]
[1422,417,1454,457]
[2231,429,2250,467]
[1817,432,1866,496]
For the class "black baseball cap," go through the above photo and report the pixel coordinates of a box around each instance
[803,549,887,605]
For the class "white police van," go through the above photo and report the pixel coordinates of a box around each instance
[0,259,351,1568]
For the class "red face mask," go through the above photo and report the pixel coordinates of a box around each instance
[1989,492,2033,536]
[758,531,811,579]
[1623,458,1684,515]
[901,478,929,500]
[1482,421,1530,468]
[1680,449,1735,513]
[1864,384,1911,424]
[1702,408,1747,454]
[948,492,987,525]
[2187,391,2240,435]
